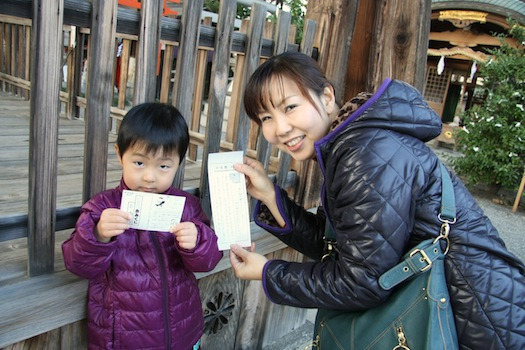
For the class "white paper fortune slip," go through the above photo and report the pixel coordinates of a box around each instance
[120,190,186,232]
[207,151,251,250]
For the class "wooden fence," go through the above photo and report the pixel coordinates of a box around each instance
[0,0,320,348]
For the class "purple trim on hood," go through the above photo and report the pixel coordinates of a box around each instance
[314,78,392,174]
[253,184,293,234]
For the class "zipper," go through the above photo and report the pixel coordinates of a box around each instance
[150,232,171,348]
[393,326,411,350]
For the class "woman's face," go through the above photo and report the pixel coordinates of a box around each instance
[255,78,336,161]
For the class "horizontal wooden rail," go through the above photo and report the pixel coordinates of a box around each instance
[0,0,304,57]
[0,172,296,242]
[0,224,288,348]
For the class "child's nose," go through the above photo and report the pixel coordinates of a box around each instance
[142,169,156,182]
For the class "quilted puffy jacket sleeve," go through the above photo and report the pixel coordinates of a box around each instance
[62,191,120,280]
[177,193,222,272]
[260,129,430,311]
[254,184,326,261]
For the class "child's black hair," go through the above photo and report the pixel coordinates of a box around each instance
[117,103,189,163]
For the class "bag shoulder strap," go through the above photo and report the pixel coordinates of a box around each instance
[378,162,456,291]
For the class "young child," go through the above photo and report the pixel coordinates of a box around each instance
[62,102,222,350]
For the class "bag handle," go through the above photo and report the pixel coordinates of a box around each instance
[379,162,456,290]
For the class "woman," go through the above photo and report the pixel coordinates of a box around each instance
[229,51,525,349]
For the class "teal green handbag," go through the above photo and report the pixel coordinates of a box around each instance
[312,163,459,350]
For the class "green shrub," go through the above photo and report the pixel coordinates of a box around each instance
[452,20,525,190]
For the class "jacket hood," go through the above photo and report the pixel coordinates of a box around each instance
[316,79,442,153]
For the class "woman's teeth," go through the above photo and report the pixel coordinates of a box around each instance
[286,136,304,147]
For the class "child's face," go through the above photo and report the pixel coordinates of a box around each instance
[256,77,335,161]
[117,143,180,194]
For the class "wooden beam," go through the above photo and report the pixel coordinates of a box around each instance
[199,0,237,217]
[82,0,118,202]
[512,171,525,213]
[306,0,359,103]
[256,11,291,171]
[171,0,204,188]
[133,0,163,104]
[429,29,512,47]
[367,0,431,92]
[0,225,288,348]
[27,0,64,276]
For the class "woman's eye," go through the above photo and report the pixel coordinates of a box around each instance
[285,104,297,112]
[259,115,271,123]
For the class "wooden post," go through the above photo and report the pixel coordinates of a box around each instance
[276,19,317,190]
[305,0,359,103]
[256,11,291,171]
[82,0,117,203]
[117,38,131,109]
[0,23,4,91]
[134,0,163,104]
[28,0,64,276]
[171,0,204,188]
[234,3,266,153]
[188,17,213,161]
[367,0,431,92]
[225,19,249,147]
[199,0,237,218]
[512,171,525,213]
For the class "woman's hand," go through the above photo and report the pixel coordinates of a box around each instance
[95,208,130,243]
[229,243,268,280]
[234,157,286,227]
[234,157,275,205]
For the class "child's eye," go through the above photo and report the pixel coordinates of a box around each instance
[160,165,170,170]
[134,161,144,167]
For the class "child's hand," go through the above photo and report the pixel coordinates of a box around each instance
[95,208,131,243]
[171,222,198,250]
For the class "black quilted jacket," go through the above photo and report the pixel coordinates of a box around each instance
[255,79,525,349]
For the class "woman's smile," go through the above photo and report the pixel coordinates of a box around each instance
[285,135,306,151]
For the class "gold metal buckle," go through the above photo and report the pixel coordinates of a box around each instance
[409,248,432,272]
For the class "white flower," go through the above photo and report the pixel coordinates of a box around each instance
[517,104,524,111]
[509,152,518,157]
[486,116,494,122]
[516,122,521,127]
[473,146,480,152]
[513,92,521,97]
[463,127,470,134]
[495,123,502,127]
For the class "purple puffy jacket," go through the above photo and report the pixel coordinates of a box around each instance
[62,180,222,349]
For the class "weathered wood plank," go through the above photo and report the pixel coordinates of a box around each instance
[82,0,117,202]
[27,0,64,276]
[172,0,204,188]
[234,3,266,153]
[0,224,288,348]
[256,11,291,171]
[198,0,237,217]
[133,0,163,104]
[368,0,431,91]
